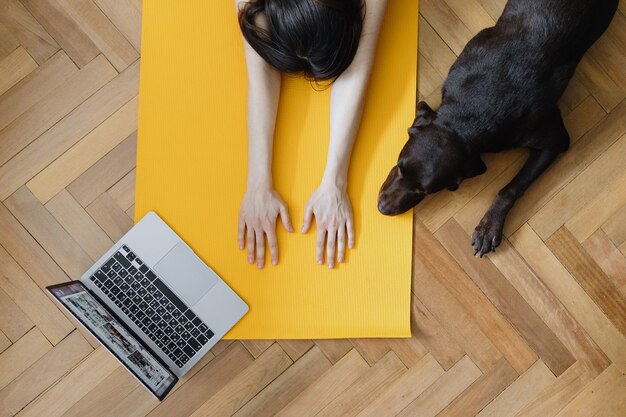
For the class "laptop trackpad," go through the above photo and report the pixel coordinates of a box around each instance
[154,243,218,306]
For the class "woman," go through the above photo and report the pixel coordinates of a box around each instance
[236,0,387,269]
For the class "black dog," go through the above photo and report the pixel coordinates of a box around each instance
[378,0,618,256]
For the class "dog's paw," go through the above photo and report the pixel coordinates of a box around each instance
[471,216,504,257]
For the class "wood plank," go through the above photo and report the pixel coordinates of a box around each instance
[438,358,518,417]
[108,168,136,211]
[576,55,624,112]
[316,351,406,417]
[412,245,502,373]
[603,202,626,247]
[504,99,626,236]
[0,330,10,355]
[275,349,369,417]
[0,51,76,132]
[0,23,19,61]
[277,339,314,361]
[4,186,93,280]
[0,46,37,96]
[444,0,495,35]
[233,347,331,417]
[46,189,114,261]
[314,339,354,364]
[26,95,138,204]
[148,342,253,417]
[241,340,275,359]
[0,60,138,201]
[0,286,33,342]
[188,343,292,417]
[530,134,626,239]
[20,0,99,68]
[63,366,140,417]
[350,338,391,366]
[583,229,626,298]
[0,54,116,167]
[596,11,626,89]
[0,202,70,288]
[356,354,444,417]
[86,192,134,241]
[418,15,457,79]
[97,350,217,417]
[57,0,138,71]
[555,365,626,417]
[385,333,428,368]
[547,227,626,336]
[565,167,626,242]
[0,0,59,64]
[560,73,591,110]
[125,204,134,219]
[511,224,625,372]
[415,220,537,374]
[17,347,119,417]
[516,361,595,417]
[563,96,607,142]
[67,132,137,207]
[397,356,482,417]
[0,328,51,390]
[436,219,575,376]
[93,0,142,50]
[0,331,92,417]
[101,386,156,417]
[420,0,473,55]
[417,53,444,98]
[0,245,74,345]
[489,239,609,375]
[409,293,465,370]
[477,360,556,417]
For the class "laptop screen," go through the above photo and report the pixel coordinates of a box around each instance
[48,281,177,400]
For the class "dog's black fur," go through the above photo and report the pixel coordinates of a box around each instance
[378,0,618,256]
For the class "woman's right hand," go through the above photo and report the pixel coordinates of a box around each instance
[238,184,294,268]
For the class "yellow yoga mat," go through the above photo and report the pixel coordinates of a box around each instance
[136,0,418,339]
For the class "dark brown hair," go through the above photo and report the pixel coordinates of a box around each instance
[238,0,365,82]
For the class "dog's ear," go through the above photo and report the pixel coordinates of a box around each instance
[465,156,486,178]
[413,101,436,128]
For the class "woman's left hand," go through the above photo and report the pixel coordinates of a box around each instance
[302,182,355,268]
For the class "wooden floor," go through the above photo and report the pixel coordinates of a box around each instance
[1,0,625,416]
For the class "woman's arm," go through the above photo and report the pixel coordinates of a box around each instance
[324,0,388,188]
[236,0,293,268]
[302,0,387,268]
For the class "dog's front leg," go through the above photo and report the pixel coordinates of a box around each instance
[472,146,563,256]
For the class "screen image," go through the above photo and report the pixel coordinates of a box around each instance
[48,281,177,399]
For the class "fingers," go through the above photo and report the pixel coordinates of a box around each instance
[337,226,346,263]
[302,204,313,233]
[279,202,294,233]
[266,227,279,265]
[255,229,265,268]
[246,226,255,264]
[347,217,355,249]
[326,227,336,268]
[238,217,245,250]
[316,225,326,265]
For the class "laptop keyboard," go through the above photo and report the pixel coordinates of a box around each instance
[89,245,214,368]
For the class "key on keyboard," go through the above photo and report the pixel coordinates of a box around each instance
[90,245,215,368]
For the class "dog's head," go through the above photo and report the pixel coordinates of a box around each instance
[378,101,486,215]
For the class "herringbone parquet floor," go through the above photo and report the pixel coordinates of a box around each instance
[0,0,625,416]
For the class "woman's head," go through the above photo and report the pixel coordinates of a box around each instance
[238,0,364,82]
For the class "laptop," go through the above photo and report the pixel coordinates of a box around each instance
[47,211,248,400]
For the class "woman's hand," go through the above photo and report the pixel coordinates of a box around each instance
[238,184,293,268]
[302,182,355,268]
